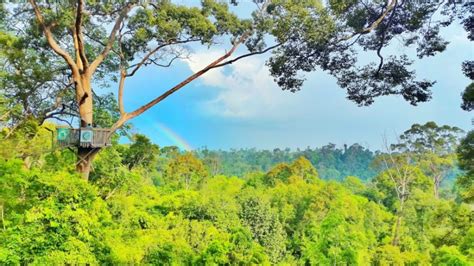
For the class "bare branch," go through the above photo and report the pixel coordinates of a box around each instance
[83,31,121,57]
[127,38,202,77]
[148,55,182,68]
[42,101,79,125]
[127,43,172,77]
[211,43,282,69]
[112,34,249,130]
[50,117,74,127]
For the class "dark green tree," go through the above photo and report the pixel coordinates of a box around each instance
[122,134,159,170]
[456,130,474,203]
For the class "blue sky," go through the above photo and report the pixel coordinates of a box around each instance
[114,4,473,151]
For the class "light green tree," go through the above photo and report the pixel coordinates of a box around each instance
[163,152,209,190]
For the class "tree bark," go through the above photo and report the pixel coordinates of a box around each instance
[392,215,402,246]
[76,147,98,180]
[434,176,440,199]
[76,75,96,180]
[392,201,404,246]
[1,204,5,231]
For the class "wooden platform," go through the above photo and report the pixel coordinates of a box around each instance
[56,127,112,148]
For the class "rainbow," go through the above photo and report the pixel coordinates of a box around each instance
[153,122,193,151]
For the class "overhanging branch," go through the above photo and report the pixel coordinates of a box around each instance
[111,34,250,131]
[341,0,398,42]
[127,38,202,77]
[211,43,282,69]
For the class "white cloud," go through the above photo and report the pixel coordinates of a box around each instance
[178,37,472,149]
[184,48,306,119]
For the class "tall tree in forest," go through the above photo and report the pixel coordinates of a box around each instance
[163,152,208,190]
[391,122,464,198]
[456,130,474,202]
[1,0,472,178]
[122,134,159,170]
[373,135,434,247]
[460,16,473,111]
[374,150,430,246]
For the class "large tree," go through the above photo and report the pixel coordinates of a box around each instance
[456,130,474,202]
[374,151,431,246]
[391,122,464,198]
[1,0,471,179]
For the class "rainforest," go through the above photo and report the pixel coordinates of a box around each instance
[1,0,473,265]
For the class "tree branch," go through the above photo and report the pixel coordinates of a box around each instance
[88,3,134,75]
[375,1,398,75]
[148,54,182,68]
[83,31,121,57]
[118,71,126,115]
[29,0,80,78]
[75,0,88,70]
[364,0,397,33]
[43,115,76,128]
[116,23,128,116]
[126,38,202,77]
[126,43,173,77]
[341,0,398,42]
[41,103,79,125]
[211,43,282,69]
[112,34,249,131]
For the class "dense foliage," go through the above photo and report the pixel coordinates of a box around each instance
[1,1,472,264]
[196,143,379,181]
[0,122,472,265]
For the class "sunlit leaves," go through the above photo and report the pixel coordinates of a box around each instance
[163,152,209,190]
[0,123,472,264]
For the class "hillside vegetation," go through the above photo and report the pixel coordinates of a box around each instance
[0,122,472,265]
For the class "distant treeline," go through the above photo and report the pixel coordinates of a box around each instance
[195,143,380,181]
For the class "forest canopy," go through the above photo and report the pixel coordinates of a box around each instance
[0,0,473,264]
[0,120,472,264]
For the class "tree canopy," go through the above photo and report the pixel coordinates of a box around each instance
[1,0,472,129]
[0,123,472,264]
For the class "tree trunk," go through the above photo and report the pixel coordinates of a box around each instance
[76,75,96,180]
[392,215,402,246]
[392,201,404,246]
[76,147,98,180]
[434,175,441,199]
[1,204,5,231]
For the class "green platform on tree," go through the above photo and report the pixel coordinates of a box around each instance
[56,127,112,148]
